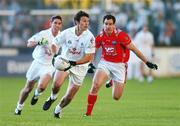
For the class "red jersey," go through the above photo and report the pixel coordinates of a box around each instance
[96,29,131,63]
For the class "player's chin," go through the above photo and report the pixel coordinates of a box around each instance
[83,26,88,30]
[55,27,60,31]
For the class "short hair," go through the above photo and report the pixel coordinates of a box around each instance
[74,10,89,23]
[51,15,62,22]
[103,14,116,24]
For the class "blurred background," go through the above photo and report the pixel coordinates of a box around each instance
[0,0,180,78]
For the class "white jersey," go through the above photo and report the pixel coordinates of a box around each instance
[28,28,60,65]
[134,30,154,57]
[53,26,95,67]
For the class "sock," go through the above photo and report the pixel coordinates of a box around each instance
[85,93,97,116]
[50,93,58,100]
[54,105,62,114]
[34,88,42,99]
[16,102,24,110]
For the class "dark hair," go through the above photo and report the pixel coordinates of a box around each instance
[51,15,62,22]
[103,14,116,24]
[74,10,89,23]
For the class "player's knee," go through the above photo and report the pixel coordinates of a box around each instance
[113,96,120,101]
[90,82,100,94]
[53,81,61,89]
[113,95,122,101]
[38,87,46,92]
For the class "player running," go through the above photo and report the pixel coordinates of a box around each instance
[14,15,62,115]
[42,10,95,118]
[84,14,158,116]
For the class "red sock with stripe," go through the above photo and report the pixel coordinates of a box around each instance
[85,93,97,116]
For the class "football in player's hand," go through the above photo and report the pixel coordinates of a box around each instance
[53,55,71,71]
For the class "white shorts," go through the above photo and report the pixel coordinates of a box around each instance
[26,60,55,81]
[68,65,89,85]
[97,60,128,84]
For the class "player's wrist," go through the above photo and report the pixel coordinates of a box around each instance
[69,61,77,66]
[38,38,48,45]
[54,54,58,57]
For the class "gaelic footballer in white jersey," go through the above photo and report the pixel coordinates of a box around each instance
[42,11,95,118]
[53,26,95,76]
[14,15,62,115]
[29,28,59,65]
[26,28,60,80]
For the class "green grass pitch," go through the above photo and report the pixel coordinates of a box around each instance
[0,76,179,126]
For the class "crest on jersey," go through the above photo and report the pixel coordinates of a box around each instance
[81,43,84,47]
[112,41,117,45]
[68,40,72,44]
[90,37,95,44]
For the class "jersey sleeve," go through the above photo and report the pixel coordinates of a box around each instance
[85,34,95,54]
[95,35,101,49]
[119,31,131,46]
[28,32,42,43]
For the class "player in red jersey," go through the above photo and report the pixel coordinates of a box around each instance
[84,14,158,116]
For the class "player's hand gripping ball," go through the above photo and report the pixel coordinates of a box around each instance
[53,55,71,71]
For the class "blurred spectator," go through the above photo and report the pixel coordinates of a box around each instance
[45,0,58,9]
[10,17,24,46]
[164,1,174,19]
[152,11,165,45]
[158,20,175,46]
[115,9,128,29]
[0,0,180,47]
[8,0,21,26]
[126,17,138,38]
[35,0,44,9]
[150,0,165,13]
[136,6,150,29]
[133,25,155,83]
[1,20,11,46]
[127,19,140,80]
[0,0,8,10]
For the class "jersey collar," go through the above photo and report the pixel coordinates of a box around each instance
[70,26,88,36]
[102,28,120,37]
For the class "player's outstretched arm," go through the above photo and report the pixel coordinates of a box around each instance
[27,37,48,47]
[127,42,158,70]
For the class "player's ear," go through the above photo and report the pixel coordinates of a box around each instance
[74,20,79,25]
[49,19,53,26]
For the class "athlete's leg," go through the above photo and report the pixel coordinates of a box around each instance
[54,83,80,118]
[85,69,108,116]
[31,74,52,105]
[15,80,36,114]
[43,70,69,110]
[112,81,125,100]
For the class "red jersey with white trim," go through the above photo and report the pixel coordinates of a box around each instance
[96,28,131,63]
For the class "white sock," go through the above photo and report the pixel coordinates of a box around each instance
[147,76,153,83]
[54,105,62,114]
[50,93,58,100]
[16,102,24,110]
[34,88,42,98]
